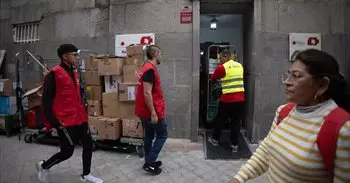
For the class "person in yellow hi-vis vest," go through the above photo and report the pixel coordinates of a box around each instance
[208,49,245,152]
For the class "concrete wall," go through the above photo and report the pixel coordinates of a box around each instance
[248,0,350,142]
[1,0,349,142]
[0,0,194,139]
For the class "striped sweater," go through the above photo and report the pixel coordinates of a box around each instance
[234,100,350,183]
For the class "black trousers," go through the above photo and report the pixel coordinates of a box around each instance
[212,101,244,146]
[41,122,93,175]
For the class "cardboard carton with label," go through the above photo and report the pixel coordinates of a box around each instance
[122,117,143,138]
[86,86,102,101]
[98,56,124,76]
[87,100,102,116]
[119,83,137,102]
[0,79,14,96]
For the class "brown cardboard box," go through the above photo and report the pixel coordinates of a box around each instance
[85,70,101,85]
[102,92,135,118]
[86,86,102,101]
[104,75,122,93]
[126,44,144,56]
[123,65,141,83]
[23,85,43,109]
[88,116,104,136]
[125,54,144,66]
[119,83,137,101]
[98,56,124,76]
[122,117,143,138]
[87,100,102,116]
[0,79,14,96]
[85,55,103,70]
[99,117,121,140]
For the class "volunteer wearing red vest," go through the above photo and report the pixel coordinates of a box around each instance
[135,45,167,175]
[36,44,103,183]
[229,49,350,183]
[208,50,245,152]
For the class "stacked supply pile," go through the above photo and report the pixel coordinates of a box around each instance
[0,79,29,135]
[86,46,145,141]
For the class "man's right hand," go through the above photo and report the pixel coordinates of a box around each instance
[151,112,158,124]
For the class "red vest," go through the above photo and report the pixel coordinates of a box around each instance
[43,65,88,130]
[135,61,166,119]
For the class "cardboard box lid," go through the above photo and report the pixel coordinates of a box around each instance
[23,85,43,98]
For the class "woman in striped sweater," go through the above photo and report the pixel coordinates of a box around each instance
[229,49,350,183]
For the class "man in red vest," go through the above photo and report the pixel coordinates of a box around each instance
[135,45,168,175]
[36,44,103,183]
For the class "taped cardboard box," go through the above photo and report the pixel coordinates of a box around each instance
[87,100,102,116]
[123,65,141,83]
[88,116,103,137]
[98,56,124,76]
[122,117,143,138]
[23,85,43,109]
[99,117,121,140]
[104,75,122,93]
[102,92,135,118]
[84,55,104,70]
[0,79,14,96]
[126,44,145,57]
[125,54,144,66]
[119,83,137,102]
[85,70,101,85]
[86,86,102,101]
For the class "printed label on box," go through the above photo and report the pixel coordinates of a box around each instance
[0,82,4,92]
[127,86,136,100]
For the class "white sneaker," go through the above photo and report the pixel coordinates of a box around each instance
[231,145,238,152]
[208,137,219,146]
[81,174,104,183]
[36,161,49,183]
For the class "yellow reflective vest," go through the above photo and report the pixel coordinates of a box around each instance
[221,60,244,94]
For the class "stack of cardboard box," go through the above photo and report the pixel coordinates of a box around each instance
[85,56,103,116]
[86,46,145,140]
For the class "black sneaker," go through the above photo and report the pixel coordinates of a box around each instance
[154,161,162,168]
[143,163,162,175]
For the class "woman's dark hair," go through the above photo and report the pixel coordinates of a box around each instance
[295,49,350,112]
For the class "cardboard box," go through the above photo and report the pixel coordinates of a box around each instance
[86,86,102,101]
[87,100,102,116]
[98,56,124,76]
[123,65,141,83]
[119,83,137,101]
[126,44,145,57]
[85,70,101,85]
[99,117,122,140]
[126,54,144,66]
[104,76,122,93]
[122,117,143,138]
[85,55,103,70]
[0,79,14,96]
[88,116,103,137]
[102,92,135,118]
[23,85,43,109]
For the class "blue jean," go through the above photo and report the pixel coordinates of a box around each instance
[141,118,168,164]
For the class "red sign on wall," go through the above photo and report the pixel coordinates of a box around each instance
[180,6,192,24]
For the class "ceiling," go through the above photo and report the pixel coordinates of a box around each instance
[200,14,242,29]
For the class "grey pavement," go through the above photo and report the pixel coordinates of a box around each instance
[0,135,268,183]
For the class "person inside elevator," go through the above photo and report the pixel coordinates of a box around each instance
[208,49,245,152]
[36,44,103,183]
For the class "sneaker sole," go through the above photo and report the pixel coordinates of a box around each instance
[143,167,162,175]
[80,177,104,183]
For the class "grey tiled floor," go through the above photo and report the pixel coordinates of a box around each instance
[0,135,268,183]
